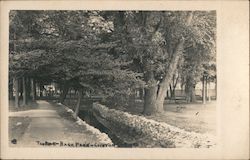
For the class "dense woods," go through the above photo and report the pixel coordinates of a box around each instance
[9,11,216,115]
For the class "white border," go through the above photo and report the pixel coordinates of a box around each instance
[1,1,249,159]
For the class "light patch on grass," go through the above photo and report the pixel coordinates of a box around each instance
[9,117,31,146]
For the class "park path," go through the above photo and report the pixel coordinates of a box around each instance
[9,100,105,147]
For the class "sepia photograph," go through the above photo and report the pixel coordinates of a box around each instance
[0,1,249,159]
[8,10,217,148]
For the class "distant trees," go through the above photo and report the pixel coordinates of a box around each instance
[9,11,216,115]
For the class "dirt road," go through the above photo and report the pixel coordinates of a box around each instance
[9,100,112,147]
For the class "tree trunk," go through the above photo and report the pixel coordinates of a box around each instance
[191,85,196,102]
[169,84,176,99]
[143,85,158,115]
[205,76,208,101]
[73,89,82,119]
[185,84,191,103]
[39,83,43,98]
[33,79,37,100]
[202,75,206,104]
[169,85,173,98]
[185,76,196,103]
[166,90,169,99]
[172,87,176,99]
[68,88,72,106]
[142,12,193,115]
[22,77,27,106]
[207,81,211,102]
[155,38,185,112]
[9,80,14,100]
[187,84,197,103]
[170,73,178,100]
[26,77,31,100]
[59,84,69,104]
[142,39,184,115]
[20,79,23,99]
[143,69,159,115]
[30,78,36,101]
[13,77,19,108]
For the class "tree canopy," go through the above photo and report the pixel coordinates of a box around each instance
[9,10,216,114]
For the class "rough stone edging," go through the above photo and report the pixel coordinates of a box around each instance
[93,103,216,148]
[57,102,113,145]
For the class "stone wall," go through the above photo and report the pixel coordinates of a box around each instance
[93,103,216,148]
[58,102,113,146]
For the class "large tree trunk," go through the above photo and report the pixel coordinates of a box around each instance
[13,77,19,108]
[142,39,184,115]
[185,84,196,103]
[142,12,193,115]
[22,77,27,106]
[59,84,69,104]
[153,12,193,112]
[73,89,82,119]
[143,70,159,115]
[185,76,196,103]
[30,78,36,101]
[143,86,158,115]
[154,39,185,112]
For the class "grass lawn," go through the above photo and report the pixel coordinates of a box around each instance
[122,100,216,135]
[9,117,31,146]
[9,100,39,112]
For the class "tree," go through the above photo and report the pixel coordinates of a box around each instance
[169,68,181,100]
[111,11,216,115]
[9,11,216,115]
[202,60,216,103]
[9,11,142,110]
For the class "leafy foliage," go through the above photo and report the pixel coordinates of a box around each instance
[9,10,216,108]
[106,11,216,87]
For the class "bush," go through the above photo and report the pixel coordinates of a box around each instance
[101,93,130,108]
